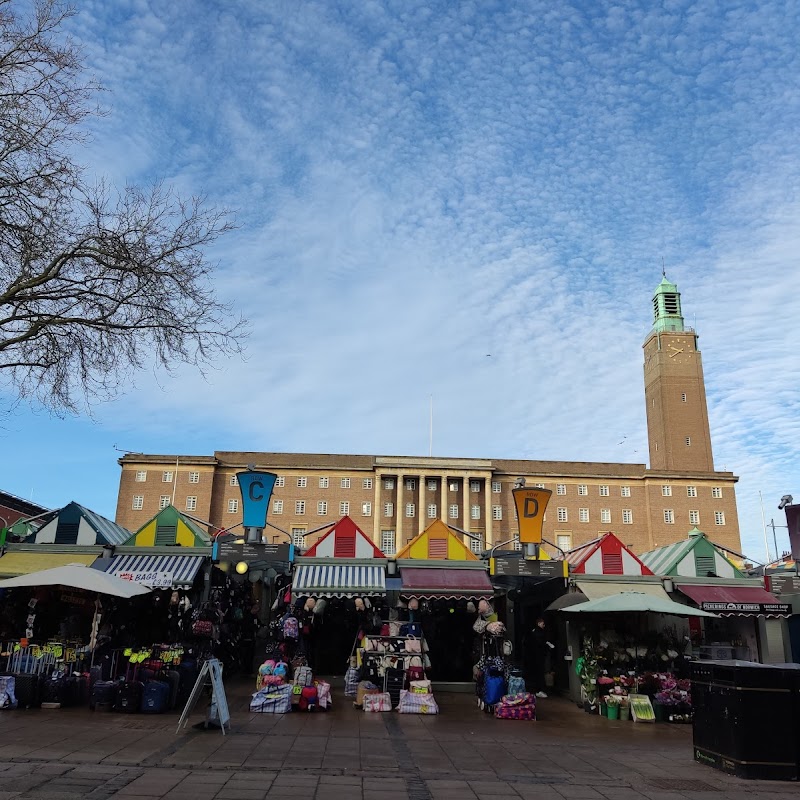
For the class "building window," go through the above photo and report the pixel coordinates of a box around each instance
[689,510,700,525]
[383,502,394,517]
[492,506,502,520]
[273,500,283,514]
[362,502,371,516]
[162,471,173,483]
[470,480,481,493]
[712,487,722,498]
[533,483,545,489]
[317,501,327,515]
[681,392,687,402]
[556,534,571,552]
[601,509,611,524]
[227,499,238,513]
[363,478,373,490]
[159,495,170,510]
[297,477,307,488]
[186,496,197,512]
[664,509,674,524]
[230,474,239,486]
[557,507,568,523]
[557,484,566,495]
[687,486,697,498]
[599,485,609,497]
[492,481,502,493]
[470,537,483,554]
[427,479,437,491]
[662,485,672,497]
[471,504,480,520]
[384,478,395,490]
[135,470,147,482]
[622,509,633,524]
[449,481,459,492]
[291,528,306,547]
[427,503,437,519]
[449,504,459,519]
[578,485,587,496]
[132,495,144,510]
[621,486,631,497]
[404,478,416,491]
[513,538,522,551]
[189,472,200,484]
[579,508,589,523]
[341,477,351,489]
[295,501,305,515]
[405,503,415,518]
[685,437,691,446]
[381,530,396,555]
[336,501,347,515]
[275,476,284,488]
[319,477,329,488]
[715,511,726,525]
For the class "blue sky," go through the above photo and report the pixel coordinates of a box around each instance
[1,0,799,562]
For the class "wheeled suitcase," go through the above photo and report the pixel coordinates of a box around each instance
[384,668,405,709]
[62,674,87,707]
[163,669,180,710]
[89,680,117,710]
[89,665,103,688]
[6,673,42,709]
[114,680,143,713]
[42,675,67,705]
[140,680,171,713]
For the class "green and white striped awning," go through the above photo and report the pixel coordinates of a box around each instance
[293,564,386,597]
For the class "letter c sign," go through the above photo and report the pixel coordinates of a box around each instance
[237,471,277,529]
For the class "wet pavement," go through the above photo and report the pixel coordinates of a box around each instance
[0,679,796,800]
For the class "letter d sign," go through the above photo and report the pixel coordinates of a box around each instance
[513,487,552,545]
[237,471,277,529]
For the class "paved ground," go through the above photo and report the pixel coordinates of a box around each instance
[0,680,796,800]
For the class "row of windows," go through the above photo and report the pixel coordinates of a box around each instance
[136,470,202,484]
[556,507,725,525]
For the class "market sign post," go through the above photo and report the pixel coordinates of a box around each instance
[237,470,278,545]
[512,482,552,559]
[490,556,567,579]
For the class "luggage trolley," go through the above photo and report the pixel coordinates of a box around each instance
[475,631,511,713]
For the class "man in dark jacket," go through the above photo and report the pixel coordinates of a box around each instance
[527,617,554,698]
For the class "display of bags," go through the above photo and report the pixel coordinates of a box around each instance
[363,692,392,712]
[344,666,360,697]
[250,684,292,714]
[398,689,439,715]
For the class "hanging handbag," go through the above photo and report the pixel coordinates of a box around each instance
[380,624,391,637]
[406,655,425,684]
[404,636,422,653]
[191,620,213,637]
[473,618,489,634]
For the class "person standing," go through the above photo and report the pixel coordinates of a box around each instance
[528,617,555,698]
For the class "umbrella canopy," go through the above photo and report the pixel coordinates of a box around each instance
[561,590,718,618]
[0,563,151,598]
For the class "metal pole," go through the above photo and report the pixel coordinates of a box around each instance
[770,519,779,562]
[171,455,179,505]
[759,491,771,563]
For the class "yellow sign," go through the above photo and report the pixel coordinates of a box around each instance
[512,487,552,544]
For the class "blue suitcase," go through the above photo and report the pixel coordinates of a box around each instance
[140,680,171,713]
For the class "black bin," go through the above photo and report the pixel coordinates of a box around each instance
[690,660,800,781]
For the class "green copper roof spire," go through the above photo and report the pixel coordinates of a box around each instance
[652,274,684,333]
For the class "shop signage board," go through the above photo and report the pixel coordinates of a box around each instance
[700,601,791,614]
[216,541,291,563]
[176,657,230,736]
[491,557,564,578]
[118,571,174,588]
[769,574,800,596]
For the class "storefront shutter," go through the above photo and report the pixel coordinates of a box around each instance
[762,619,785,664]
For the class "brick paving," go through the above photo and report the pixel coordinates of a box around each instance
[0,681,796,799]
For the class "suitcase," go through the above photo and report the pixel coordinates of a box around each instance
[114,680,143,713]
[384,668,405,709]
[89,680,117,710]
[62,675,87,707]
[163,669,180,710]
[140,680,170,714]
[177,661,198,706]
[89,665,103,688]
[42,675,67,705]
[7,673,42,709]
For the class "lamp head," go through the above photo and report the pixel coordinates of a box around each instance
[778,495,793,510]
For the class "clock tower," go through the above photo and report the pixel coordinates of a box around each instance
[643,277,714,472]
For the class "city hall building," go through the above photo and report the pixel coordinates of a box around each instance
[115,278,741,557]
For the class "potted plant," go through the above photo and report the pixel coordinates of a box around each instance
[605,693,621,720]
[618,695,630,721]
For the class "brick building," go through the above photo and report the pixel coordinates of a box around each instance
[114,278,741,557]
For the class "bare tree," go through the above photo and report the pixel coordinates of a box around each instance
[0,0,246,413]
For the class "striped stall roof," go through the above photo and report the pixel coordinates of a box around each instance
[102,553,206,586]
[640,539,696,575]
[293,564,386,597]
[566,536,605,566]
